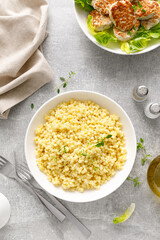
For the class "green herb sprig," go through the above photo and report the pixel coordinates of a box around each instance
[138,1,142,8]
[80,150,87,156]
[127,177,141,187]
[54,71,76,94]
[63,145,67,153]
[95,135,112,147]
[94,166,99,171]
[132,5,137,11]
[137,138,151,165]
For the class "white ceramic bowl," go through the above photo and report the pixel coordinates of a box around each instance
[74,3,160,55]
[25,91,136,203]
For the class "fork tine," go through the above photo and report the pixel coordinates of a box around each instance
[0,161,4,167]
[16,166,31,180]
[0,157,7,164]
[18,171,28,181]
[18,164,31,176]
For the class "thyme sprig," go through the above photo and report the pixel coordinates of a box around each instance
[137,138,151,165]
[127,177,142,187]
[54,71,76,94]
[95,135,112,147]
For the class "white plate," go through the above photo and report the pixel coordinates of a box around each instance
[74,3,160,55]
[25,91,136,203]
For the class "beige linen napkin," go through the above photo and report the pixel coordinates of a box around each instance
[0,0,53,119]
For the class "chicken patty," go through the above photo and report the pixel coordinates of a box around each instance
[141,2,160,29]
[109,0,136,31]
[113,20,140,41]
[132,0,156,20]
[90,10,113,31]
[92,0,118,15]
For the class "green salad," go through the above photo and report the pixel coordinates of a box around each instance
[74,0,160,54]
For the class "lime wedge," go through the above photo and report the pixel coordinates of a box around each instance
[113,203,135,224]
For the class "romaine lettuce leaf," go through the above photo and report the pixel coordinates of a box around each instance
[113,203,135,224]
[121,23,160,53]
[87,15,117,46]
[74,0,93,12]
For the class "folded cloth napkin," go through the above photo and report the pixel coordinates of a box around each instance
[0,0,53,119]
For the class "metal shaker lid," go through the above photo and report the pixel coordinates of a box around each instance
[150,103,160,115]
[136,86,148,97]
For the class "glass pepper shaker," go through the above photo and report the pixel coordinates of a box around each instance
[144,103,160,119]
[132,85,149,102]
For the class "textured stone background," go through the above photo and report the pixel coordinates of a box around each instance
[0,0,160,239]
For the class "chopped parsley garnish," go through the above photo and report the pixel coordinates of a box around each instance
[95,139,104,147]
[138,1,142,8]
[31,103,34,110]
[133,26,136,30]
[95,135,112,147]
[80,150,87,156]
[127,177,141,187]
[127,31,132,36]
[132,5,137,11]
[63,145,67,153]
[106,135,112,139]
[94,167,99,171]
[142,9,146,13]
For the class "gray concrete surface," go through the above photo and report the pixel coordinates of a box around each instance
[0,0,160,239]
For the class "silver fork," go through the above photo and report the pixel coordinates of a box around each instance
[0,156,91,238]
[15,162,91,238]
[0,156,65,222]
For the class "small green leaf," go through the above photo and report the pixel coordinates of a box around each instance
[132,5,137,11]
[142,9,146,13]
[71,71,75,75]
[140,138,144,143]
[138,1,142,8]
[63,83,67,88]
[60,77,65,81]
[95,140,104,147]
[133,26,136,30]
[137,142,142,151]
[64,145,67,153]
[106,135,112,139]
[94,167,99,171]
[57,89,60,94]
[141,158,145,166]
[31,103,34,110]
[80,150,87,156]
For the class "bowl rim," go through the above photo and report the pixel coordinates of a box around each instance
[24,90,137,202]
[73,2,160,55]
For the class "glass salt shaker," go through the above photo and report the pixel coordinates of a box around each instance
[132,85,149,102]
[144,103,160,119]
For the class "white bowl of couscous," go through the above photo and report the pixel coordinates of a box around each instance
[25,91,136,203]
